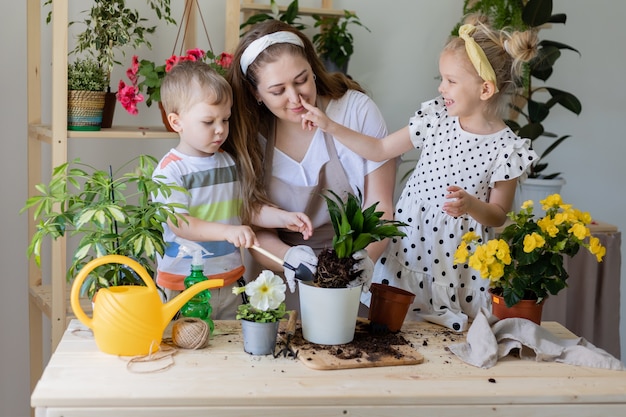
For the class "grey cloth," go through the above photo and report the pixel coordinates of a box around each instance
[448,308,624,371]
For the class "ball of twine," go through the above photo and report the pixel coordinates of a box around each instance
[171,317,210,349]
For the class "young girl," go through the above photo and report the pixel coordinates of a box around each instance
[301,16,539,331]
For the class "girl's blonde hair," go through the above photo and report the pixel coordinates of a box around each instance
[444,14,539,118]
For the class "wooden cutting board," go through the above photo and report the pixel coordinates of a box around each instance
[281,319,424,370]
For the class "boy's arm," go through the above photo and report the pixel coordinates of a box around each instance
[251,206,313,241]
[300,98,413,161]
[168,214,258,248]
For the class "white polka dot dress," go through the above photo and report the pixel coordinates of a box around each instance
[362,97,538,332]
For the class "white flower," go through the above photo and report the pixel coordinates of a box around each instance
[245,270,286,311]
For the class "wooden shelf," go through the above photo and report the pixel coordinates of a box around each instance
[240,2,346,17]
[30,124,178,141]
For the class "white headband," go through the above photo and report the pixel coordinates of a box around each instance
[240,31,304,75]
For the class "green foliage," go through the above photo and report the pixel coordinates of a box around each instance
[67,57,107,91]
[312,10,370,70]
[322,189,407,259]
[46,0,175,87]
[240,0,307,32]
[457,0,581,179]
[21,155,187,300]
[235,302,288,323]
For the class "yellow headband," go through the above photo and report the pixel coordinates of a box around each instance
[458,24,499,92]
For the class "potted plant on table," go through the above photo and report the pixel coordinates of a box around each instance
[311,10,370,74]
[454,194,606,324]
[21,155,186,301]
[457,0,582,206]
[67,57,108,131]
[233,270,289,355]
[298,189,407,345]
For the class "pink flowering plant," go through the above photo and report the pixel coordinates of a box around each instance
[117,48,233,114]
[454,194,606,308]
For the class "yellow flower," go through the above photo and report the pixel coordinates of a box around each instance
[454,244,469,264]
[540,194,562,210]
[488,261,505,280]
[553,212,567,226]
[568,223,589,240]
[523,232,545,253]
[461,231,480,242]
[538,216,559,238]
[589,237,606,262]
[521,200,534,210]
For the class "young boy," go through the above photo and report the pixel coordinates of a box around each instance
[153,60,313,319]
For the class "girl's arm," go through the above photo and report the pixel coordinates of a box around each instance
[443,179,518,227]
[251,205,313,241]
[300,98,413,162]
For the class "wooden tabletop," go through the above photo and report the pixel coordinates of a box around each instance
[31,319,626,417]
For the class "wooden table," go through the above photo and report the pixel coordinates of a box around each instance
[32,319,626,417]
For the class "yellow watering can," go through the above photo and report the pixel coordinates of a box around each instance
[70,254,224,356]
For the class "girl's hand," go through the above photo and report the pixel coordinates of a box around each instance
[443,185,474,218]
[281,211,314,240]
[300,96,332,132]
[224,225,258,248]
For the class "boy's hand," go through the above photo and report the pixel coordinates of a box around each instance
[282,212,314,240]
[224,225,258,248]
[300,96,332,132]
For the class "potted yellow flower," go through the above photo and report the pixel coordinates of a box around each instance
[232,270,289,355]
[454,194,606,321]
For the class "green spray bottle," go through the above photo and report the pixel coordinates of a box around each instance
[178,242,215,334]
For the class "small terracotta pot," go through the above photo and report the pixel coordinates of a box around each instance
[490,290,545,325]
[368,283,415,332]
[159,102,175,132]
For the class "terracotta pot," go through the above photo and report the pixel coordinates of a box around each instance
[490,290,545,325]
[100,91,117,128]
[158,102,175,132]
[368,283,415,332]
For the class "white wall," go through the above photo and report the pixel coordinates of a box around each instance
[1,1,624,416]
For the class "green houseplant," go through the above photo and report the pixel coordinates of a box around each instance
[21,155,186,300]
[458,0,581,179]
[67,57,108,131]
[454,193,606,309]
[315,189,407,289]
[46,0,175,126]
[311,10,370,73]
[239,0,307,32]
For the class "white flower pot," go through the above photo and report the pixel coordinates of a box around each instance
[298,281,362,345]
[515,177,566,217]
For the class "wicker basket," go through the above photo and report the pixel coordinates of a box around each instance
[67,90,106,131]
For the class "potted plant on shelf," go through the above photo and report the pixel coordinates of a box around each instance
[117,48,233,123]
[311,10,370,74]
[239,0,307,33]
[233,270,289,355]
[67,57,108,131]
[21,155,186,301]
[46,0,176,127]
[454,194,606,324]
[298,189,407,345]
[457,0,582,206]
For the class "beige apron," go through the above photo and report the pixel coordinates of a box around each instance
[263,123,353,254]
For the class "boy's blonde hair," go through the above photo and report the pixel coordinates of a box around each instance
[160,60,232,114]
[444,14,539,118]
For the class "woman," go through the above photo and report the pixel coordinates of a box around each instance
[226,20,396,311]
